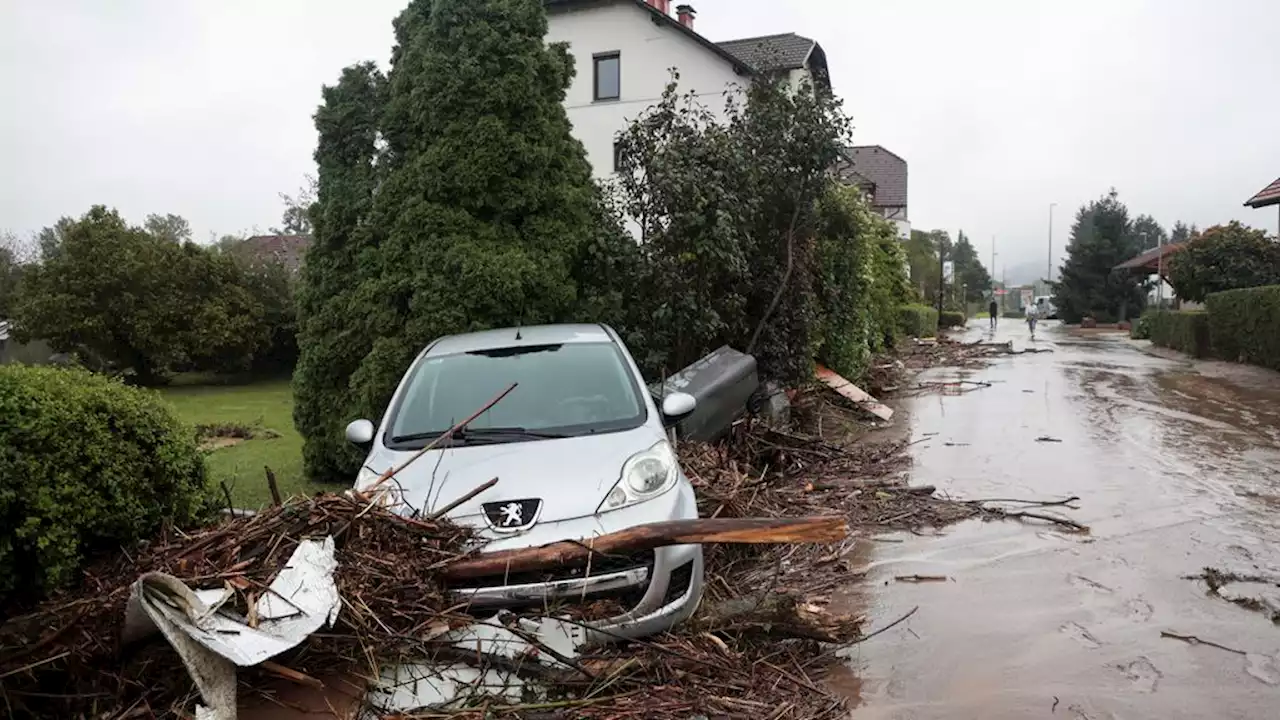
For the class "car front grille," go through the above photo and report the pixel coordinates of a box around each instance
[450,549,655,590]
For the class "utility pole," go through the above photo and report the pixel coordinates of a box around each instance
[1156,230,1164,309]
[936,232,947,318]
[1047,202,1057,285]
[991,235,997,310]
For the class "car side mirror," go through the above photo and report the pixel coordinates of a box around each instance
[345,419,375,446]
[661,392,696,426]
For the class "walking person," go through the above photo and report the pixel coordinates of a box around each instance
[1025,299,1040,339]
[988,297,999,331]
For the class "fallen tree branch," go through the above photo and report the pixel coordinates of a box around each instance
[987,509,1089,532]
[967,495,1080,508]
[692,592,862,643]
[1159,631,1247,656]
[442,517,848,580]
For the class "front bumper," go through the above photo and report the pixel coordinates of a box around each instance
[449,478,705,642]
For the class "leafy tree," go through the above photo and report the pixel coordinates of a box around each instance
[144,213,193,243]
[1052,189,1147,323]
[951,230,992,304]
[905,229,939,301]
[1169,221,1198,245]
[1131,214,1167,251]
[294,0,598,480]
[612,70,850,383]
[36,217,73,262]
[1167,221,1280,302]
[12,207,269,383]
[272,176,318,235]
[0,231,36,318]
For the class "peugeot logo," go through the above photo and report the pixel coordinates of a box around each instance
[482,499,542,532]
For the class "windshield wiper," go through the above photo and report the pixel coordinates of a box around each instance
[390,426,568,445]
[455,426,569,440]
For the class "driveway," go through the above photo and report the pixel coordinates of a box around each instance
[847,321,1280,719]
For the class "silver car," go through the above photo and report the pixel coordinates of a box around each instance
[344,324,705,641]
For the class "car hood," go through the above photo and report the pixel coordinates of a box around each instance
[361,425,669,524]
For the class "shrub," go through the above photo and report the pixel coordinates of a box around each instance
[898,304,939,338]
[1130,312,1152,339]
[939,310,966,329]
[1206,285,1280,370]
[812,184,911,380]
[0,366,213,607]
[1146,310,1210,358]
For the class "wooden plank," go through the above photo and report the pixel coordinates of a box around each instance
[441,517,848,581]
[814,364,894,421]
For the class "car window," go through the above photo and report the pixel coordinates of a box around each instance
[387,342,646,444]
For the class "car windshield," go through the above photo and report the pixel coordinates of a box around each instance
[386,342,646,447]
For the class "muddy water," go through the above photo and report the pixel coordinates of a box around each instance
[845,322,1280,719]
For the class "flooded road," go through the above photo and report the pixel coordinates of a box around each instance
[847,322,1280,719]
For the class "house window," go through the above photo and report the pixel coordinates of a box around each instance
[613,141,624,172]
[594,52,620,101]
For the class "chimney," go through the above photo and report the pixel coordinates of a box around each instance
[676,4,696,29]
[646,0,671,15]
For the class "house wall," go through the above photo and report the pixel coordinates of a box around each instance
[547,2,747,179]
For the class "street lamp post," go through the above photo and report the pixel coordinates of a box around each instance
[1047,202,1057,285]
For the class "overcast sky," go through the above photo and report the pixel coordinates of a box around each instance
[3,0,1278,279]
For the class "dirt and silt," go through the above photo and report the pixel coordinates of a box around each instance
[5,323,1279,717]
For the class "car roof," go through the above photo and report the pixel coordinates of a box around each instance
[426,324,616,356]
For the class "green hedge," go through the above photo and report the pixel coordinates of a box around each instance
[939,310,966,329]
[898,304,939,338]
[1206,285,1280,370]
[0,366,213,607]
[1146,310,1210,358]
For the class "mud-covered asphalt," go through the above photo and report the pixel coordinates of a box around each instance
[844,321,1280,719]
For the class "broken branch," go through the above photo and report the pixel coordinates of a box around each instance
[442,517,848,580]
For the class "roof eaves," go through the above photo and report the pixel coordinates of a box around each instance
[549,0,754,75]
[637,3,754,74]
[1243,177,1280,208]
[851,144,907,164]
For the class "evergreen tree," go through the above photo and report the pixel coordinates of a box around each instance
[292,0,598,480]
[1131,214,1167,251]
[951,230,992,304]
[1169,221,1197,245]
[1052,189,1147,323]
[292,62,387,481]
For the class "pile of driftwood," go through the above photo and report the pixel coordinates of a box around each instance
[0,470,860,718]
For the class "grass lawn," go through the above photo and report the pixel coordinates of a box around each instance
[159,377,330,508]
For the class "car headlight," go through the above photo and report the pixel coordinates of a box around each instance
[354,465,405,510]
[598,441,678,512]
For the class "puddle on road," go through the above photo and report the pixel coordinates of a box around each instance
[843,326,1280,719]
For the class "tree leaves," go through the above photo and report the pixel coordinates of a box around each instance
[11,207,282,383]
[1168,221,1280,303]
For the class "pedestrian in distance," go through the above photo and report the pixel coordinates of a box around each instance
[1026,299,1040,339]
[988,298,999,331]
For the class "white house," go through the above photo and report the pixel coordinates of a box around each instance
[544,0,830,179]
